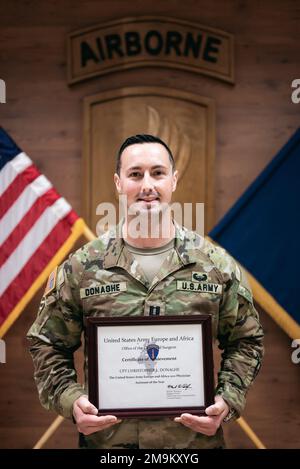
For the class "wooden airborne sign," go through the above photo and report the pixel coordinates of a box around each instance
[68,16,234,84]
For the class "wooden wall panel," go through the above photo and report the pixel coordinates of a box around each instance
[1,1,299,222]
[0,0,299,449]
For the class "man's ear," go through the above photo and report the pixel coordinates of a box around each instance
[114,173,122,193]
[172,170,178,192]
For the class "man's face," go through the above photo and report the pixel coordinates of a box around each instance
[114,142,178,215]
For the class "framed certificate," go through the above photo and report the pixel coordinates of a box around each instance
[87,315,214,418]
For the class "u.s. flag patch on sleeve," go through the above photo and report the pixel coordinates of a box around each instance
[44,267,58,296]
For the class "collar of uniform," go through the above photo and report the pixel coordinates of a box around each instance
[102,219,124,269]
[103,218,149,287]
[147,221,201,291]
[173,219,202,266]
[103,218,201,269]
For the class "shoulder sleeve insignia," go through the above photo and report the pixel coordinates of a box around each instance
[44,267,58,296]
[56,264,65,290]
[235,264,241,282]
[238,284,253,304]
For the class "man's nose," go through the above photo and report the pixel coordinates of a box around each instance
[141,172,155,192]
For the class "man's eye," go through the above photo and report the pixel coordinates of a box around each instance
[129,172,141,177]
[153,171,164,176]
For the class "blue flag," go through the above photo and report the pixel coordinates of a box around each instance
[209,129,300,336]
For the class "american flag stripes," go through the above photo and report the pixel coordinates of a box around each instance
[0,127,85,337]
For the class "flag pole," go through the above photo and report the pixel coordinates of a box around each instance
[33,416,65,449]
[0,218,87,339]
[33,414,267,449]
[32,223,96,449]
[83,224,97,242]
[207,236,300,340]
[237,417,266,449]
[246,270,300,340]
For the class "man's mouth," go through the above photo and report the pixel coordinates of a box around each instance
[137,197,160,202]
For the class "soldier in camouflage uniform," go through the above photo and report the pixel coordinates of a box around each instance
[27,134,264,449]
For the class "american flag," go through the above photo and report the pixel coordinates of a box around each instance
[0,127,85,337]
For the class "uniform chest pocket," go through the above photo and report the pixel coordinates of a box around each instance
[176,280,222,295]
[80,282,127,299]
[164,279,222,318]
[80,282,128,316]
[175,280,222,312]
[80,281,146,318]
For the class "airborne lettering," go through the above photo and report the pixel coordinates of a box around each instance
[68,17,234,85]
[81,31,221,67]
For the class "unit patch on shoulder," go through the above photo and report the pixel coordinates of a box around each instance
[238,284,253,304]
[44,267,58,296]
[56,265,65,290]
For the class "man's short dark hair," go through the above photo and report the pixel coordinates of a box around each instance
[116,134,175,175]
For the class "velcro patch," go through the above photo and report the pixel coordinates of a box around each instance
[192,271,208,282]
[80,282,127,299]
[56,265,65,290]
[44,267,58,296]
[144,301,165,316]
[238,285,253,304]
[177,280,222,294]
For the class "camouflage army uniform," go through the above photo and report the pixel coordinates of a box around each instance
[27,220,264,449]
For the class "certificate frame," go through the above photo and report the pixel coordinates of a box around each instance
[87,314,214,418]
